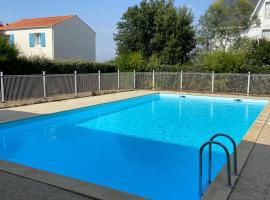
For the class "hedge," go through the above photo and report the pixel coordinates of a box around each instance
[1,57,270,75]
[0,57,117,75]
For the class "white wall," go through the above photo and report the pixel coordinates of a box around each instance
[243,0,270,39]
[53,16,96,62]
[6,27,53,59]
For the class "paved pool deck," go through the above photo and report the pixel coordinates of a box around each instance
[0,171,94,200]
[228,110,270,200]
[0,90,270,200]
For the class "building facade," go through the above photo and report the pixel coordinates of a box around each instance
[0,15,96,62]
[241,0,270,39]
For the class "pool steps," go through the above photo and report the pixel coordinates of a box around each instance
[199,134,238,197]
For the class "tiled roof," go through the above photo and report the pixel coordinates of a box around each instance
[0,15,74,30]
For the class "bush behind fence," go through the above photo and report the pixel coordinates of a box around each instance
[0,71,269,108]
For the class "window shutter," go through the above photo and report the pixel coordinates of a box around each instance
[41,32,46,47]
[9,34,14,45]
[29,33,34,47]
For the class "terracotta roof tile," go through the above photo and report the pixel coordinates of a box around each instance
[0,15,74,30]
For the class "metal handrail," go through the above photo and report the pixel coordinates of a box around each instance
[199,141,232,196]
[208,133,238,184]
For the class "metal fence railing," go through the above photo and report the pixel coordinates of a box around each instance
[1,71,270,108]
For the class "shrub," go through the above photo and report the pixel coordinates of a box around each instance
[114,52,146,72]
[0,57,117,75]
[200,51,246,73]
[247,39,270,66]
[0,36,19,62]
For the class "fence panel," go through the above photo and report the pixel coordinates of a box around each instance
[2,72,270,108]
[46,74,75,100]
[77,73,99,96]
[136,72,153,89]
[0,75,3,102]
[182,73,212,92]
[250,74,270,95]
[3,75,44,104]
[120,72,134,90]
[155,72,181,90]
[101,73,118,91]
[214,74,248,94]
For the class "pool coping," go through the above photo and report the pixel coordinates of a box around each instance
[0,90,269,200]
[203,101,270,200]
[0,160,146,200]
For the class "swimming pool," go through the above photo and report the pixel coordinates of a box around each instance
[0,93,267,200]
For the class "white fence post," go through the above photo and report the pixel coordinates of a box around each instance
[42,71,46,99]
[247,72,251,95]
[180,71,183,91]
[98,70,101,92]
[117,70,120,92]
[133,70,136,89]
[152,70,155,90]
[74,71,78,97]
[0,72,5,103]
[211,71,215,93]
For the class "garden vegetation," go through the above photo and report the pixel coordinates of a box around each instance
[1,0,270,74]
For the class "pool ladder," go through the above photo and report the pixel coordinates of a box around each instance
[199,134,238,196]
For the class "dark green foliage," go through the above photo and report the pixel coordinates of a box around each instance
[0,36,19,62]
[112,38,270,73]
[114,0,196,65]
[246,39,270,66]
[0,57,117,75]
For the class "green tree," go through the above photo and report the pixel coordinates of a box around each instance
[0,35,18,62]
[114,0,196,65]
[114,0,160,57]
[198,0,256,51]
[246,39,270,66]
[150,0,177,57]
[159,6,195,64]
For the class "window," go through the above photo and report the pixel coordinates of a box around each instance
[29,32,45,47]
[6,34,14,45]
[262,30,270,39]
[265,2,270,19]
[34,33,41,46]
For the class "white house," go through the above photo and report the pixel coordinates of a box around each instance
[0,15,96,61]
[239,0,270,39]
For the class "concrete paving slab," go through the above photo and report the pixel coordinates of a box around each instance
[228,103,270,200]
[0,173,95,200]
[229,189,270,200]
[46,190,95,200]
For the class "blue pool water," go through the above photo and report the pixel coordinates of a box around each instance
[0,94,267,199]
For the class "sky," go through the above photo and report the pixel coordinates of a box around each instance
[1,0,213,62]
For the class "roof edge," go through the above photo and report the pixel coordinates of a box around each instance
[250,0,263,20]
[0,15,75,31]
[0,26,53,31]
